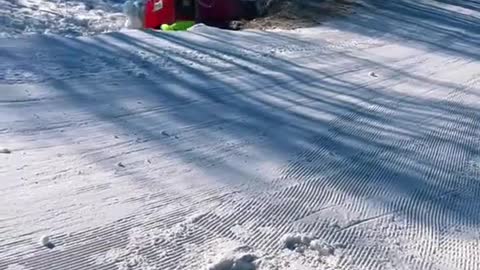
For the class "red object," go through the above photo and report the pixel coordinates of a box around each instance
[196,0,244,23]
[144,0,196,29]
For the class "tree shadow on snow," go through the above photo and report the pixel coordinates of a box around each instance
[2,1,480,268]
[333,0,480,60]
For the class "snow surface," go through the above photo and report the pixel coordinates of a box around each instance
[0,0,127,38]
[1,0,480,269]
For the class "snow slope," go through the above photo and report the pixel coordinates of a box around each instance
[1,0,480,269]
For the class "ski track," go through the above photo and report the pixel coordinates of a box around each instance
[2,1,480,269]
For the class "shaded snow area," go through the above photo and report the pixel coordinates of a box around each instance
[0,0,128,38]
[1,0,480,269]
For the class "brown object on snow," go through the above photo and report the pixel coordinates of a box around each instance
[242,0,363,30]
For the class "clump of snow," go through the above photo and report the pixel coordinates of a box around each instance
[280,233,313,251]
[247,233,345,269]
[39,235,50,246]
[152,217,200,243]
[177,238,259,270]
[281,233,340,255]
[208,253,257,270]
[309,239,335,256]
[271,233,342,268]
[133,69,148,78]
[39,235,51,247]
[123,0,145,29]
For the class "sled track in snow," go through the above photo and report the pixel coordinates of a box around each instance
[2,1,480,269]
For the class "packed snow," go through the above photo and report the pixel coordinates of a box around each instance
[1,0,480,269]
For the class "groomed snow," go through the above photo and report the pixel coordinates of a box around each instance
[1,0,480,269]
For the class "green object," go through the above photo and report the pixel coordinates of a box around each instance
[161,21,195,31]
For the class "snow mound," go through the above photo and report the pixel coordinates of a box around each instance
[309,239,335,256]
[258,233,344,269]
[182,239,259,270]
[281,233,339,255]
[281,233,316,251]
[185,234,341,270]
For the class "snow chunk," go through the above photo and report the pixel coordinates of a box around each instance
[208,253,257,270]
[310,239,335,256]
[182,238,259,270]
[281,233,313,251]
[256,233,344,269]
[39,235,54,248]
[281,233,339,255]
[39,235,50,246]
[208,250,257,270]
